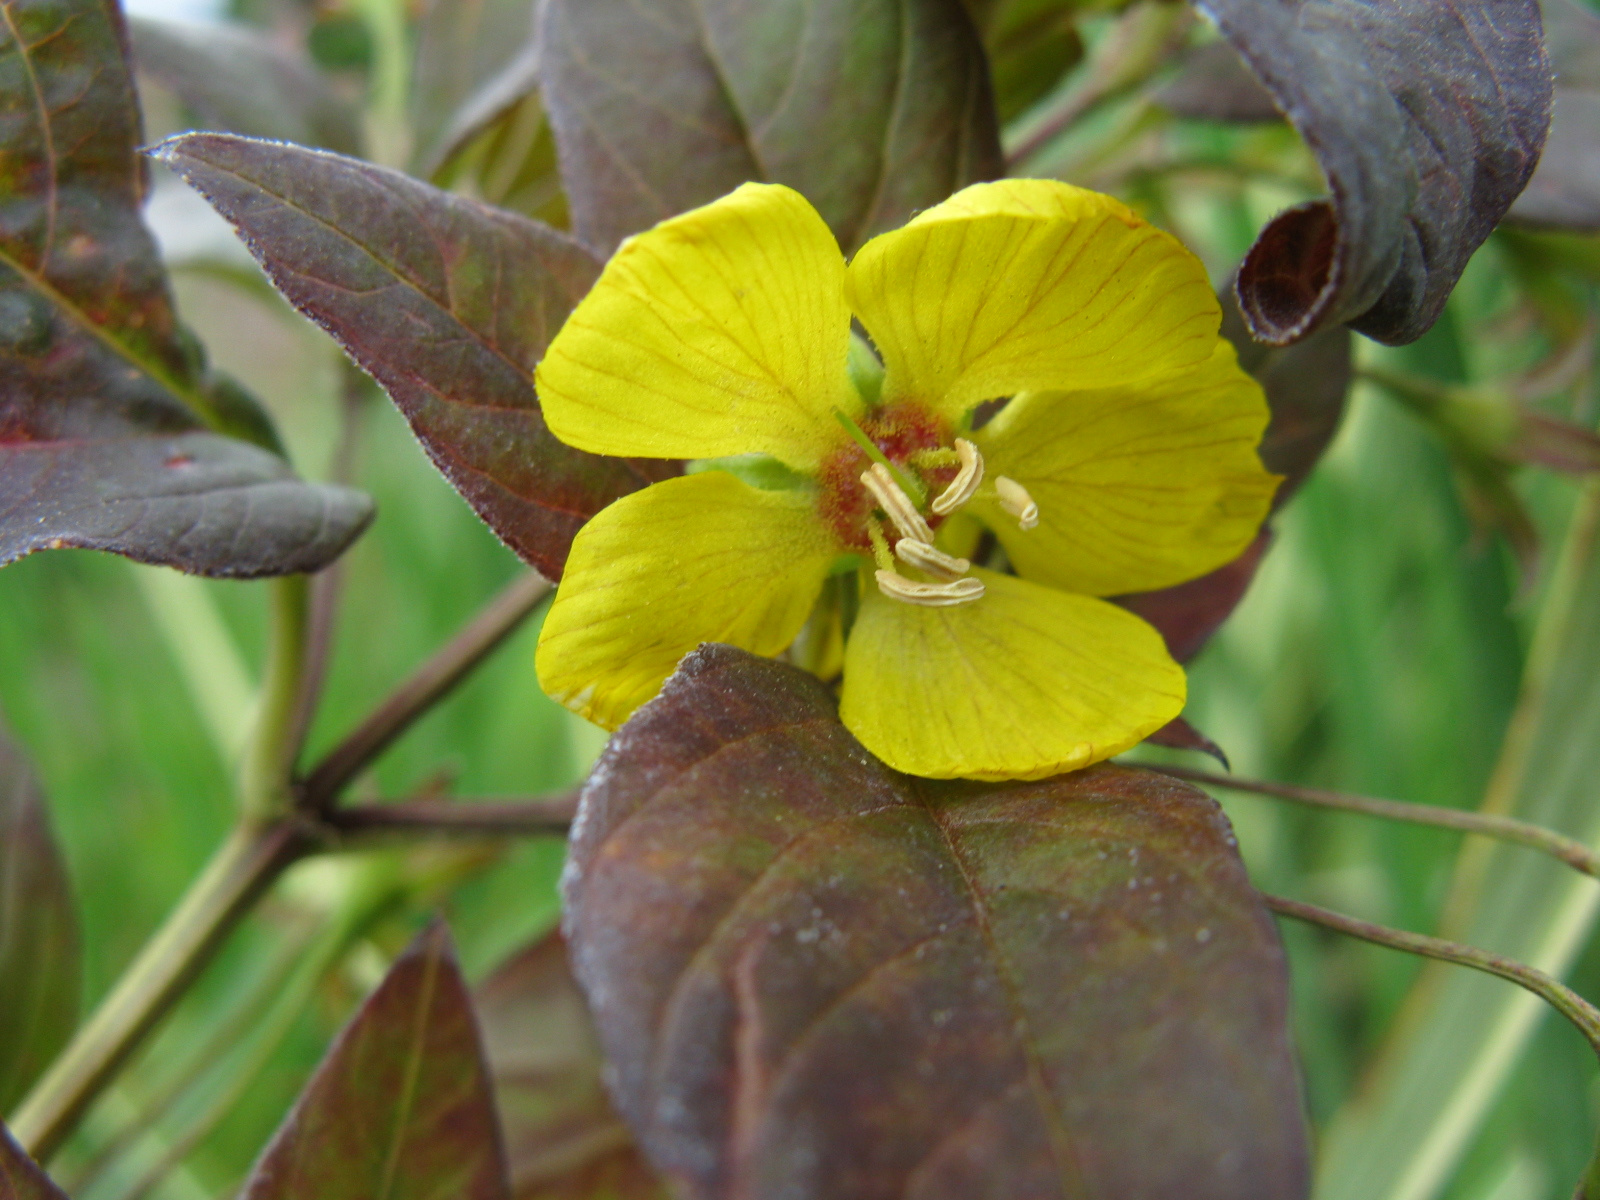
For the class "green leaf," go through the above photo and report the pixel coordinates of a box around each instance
[1312,480,1600,1199]
[0,0,372,577]
[130,16,363,156]
[1197,0,1552,344]
[563,645,1310,1200]
[535,0,1004,254]
[151,133,674,580]
[240,920,510,1200]
[0,716,79,1116]
[477,931,670,1200]
[0,1121,65,1200]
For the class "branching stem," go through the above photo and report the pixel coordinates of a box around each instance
[1161,766,1600,879]
[298,571,551,811]
[9,821,311,1162]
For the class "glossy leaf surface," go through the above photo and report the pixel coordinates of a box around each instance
[0,0,371,576]
[130,16,361,154]
[1199,0,1552,345]
[153,133,673,579]
[241,921,510,1200]
[0,1123,65,1200]
[535,0,1003,254]
[564,644,1309,1200]
[0,718,79,1115]
[477,931,669,1200]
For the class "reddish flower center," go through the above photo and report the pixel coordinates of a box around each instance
[816,402,959,551]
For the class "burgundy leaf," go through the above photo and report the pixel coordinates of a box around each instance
[477,931,670,1200]
[0,0,371,577]
[1198,0,1552,345]
[241,921,510,1200]
[1144,715,1232,769]
[564,645,1310,1200]
[1117,530,1272,664]
[152,133,673,580]
[535,0,1003,255]
[0,1123,66,1200]
[0,716,80,1115]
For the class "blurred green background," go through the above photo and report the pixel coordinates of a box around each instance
[3,0,1599,1197]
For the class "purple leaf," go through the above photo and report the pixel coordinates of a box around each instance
[477,930,670,1199]
[564,645,1310,1200]
[0,0,371,577]
[535,0,1003,255]
[152,133,674,580]
[241,921,510,1200]
[1198,0,1553,345]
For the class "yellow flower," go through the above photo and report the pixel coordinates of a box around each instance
[533,179,1278,780]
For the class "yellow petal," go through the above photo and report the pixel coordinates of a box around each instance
[536,182,858,470]
[973,341,1279,596]
[845,179,1220,422]
[536,471,837,729]
[839,569,1184,780]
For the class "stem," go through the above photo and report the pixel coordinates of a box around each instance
[298,571,552,812]
[1262,893,1600,1057]
[328,793,579,837]
[239,576,310,819]
[1160,766,1600,878]
[9,821,310,1162]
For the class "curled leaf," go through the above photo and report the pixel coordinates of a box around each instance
[1197,0,1553,345]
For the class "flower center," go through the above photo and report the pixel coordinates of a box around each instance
[817,403,1039,608]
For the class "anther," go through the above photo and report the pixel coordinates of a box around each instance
[875,570,985,607]
[931,438,984,515]
[894,538,970,582]
[995,476,1039,531]
[860,464,934,543]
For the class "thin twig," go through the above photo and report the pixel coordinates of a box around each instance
[1159,765,1600,879]
[298,571,552,811]
[328,793,579,837]
[1262,893,1600,1056]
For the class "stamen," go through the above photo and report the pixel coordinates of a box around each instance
[865,522,895,572]
[860,464,934,544]
[875,570,985,607]
[995,476,1040,530]
[932,438,984,515]
[894,538,970,582]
